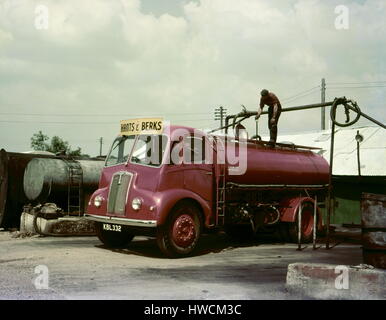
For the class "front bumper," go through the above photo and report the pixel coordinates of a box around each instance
[84,214,157,228]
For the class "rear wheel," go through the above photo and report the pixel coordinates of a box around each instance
[288,201,315,243]
[157,201,202,258]
[95,222,134,248]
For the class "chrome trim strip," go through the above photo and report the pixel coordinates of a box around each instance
[84,214,157,227]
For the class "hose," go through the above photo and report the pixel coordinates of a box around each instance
[330,98,361,127]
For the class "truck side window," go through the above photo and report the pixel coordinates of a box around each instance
[131,134,168,167]
[184,136,205,164]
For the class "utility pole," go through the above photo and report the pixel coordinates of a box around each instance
[321,78,326,130]
[99,137,103,156]
[355,130,364,177]
[214,106,227,133]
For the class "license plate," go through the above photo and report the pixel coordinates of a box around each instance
[102,223,122,232]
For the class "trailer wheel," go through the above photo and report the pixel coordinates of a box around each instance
[95,222,134,248]
[157,201,201,258]
[288,201,315,243]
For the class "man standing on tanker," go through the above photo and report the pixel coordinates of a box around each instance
[255,89,282,146]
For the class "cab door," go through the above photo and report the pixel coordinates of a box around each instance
[182,135,214,203]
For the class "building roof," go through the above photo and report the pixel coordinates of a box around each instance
[274,126,386,176]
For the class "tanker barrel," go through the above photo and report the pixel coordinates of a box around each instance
[23,158,104,202]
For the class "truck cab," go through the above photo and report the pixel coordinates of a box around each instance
[85,121,215,257]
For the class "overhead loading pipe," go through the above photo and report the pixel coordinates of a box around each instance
[209,97,386,134]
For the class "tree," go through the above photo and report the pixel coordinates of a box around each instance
[50,136,70,154]
[31,131,49,151]
[30,131,85,157]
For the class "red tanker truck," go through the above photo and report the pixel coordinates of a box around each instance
[85,118,329,257]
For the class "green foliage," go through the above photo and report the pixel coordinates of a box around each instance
[30,131,49,151]
[30,131,85,156]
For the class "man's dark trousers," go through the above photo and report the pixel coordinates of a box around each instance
[268,104,281,144]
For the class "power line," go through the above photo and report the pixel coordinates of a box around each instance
[328,81,386,85]
[327,85,386,89]
[0,118,214,124]
[0,111,211,117]
[282,88,320,104]
[281,85,320,103]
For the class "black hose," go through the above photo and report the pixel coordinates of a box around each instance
[330,99,361,127]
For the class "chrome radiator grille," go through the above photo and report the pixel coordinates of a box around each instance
[107,172,132,215]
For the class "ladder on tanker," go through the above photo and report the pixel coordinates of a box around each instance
[63,159,83,216]
[215,136,227,226]
[216,163,227,226]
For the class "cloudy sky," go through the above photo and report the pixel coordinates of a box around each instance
[0,0,385,156]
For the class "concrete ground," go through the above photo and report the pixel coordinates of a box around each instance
[0,229,364,300]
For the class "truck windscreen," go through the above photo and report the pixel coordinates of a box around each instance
[105,135,136,167]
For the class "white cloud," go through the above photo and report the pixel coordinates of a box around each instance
[0,0,385,155]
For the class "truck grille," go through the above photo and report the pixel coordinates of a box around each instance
[107,172,132,215]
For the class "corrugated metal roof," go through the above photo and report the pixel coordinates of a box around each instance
[272,126,386,176]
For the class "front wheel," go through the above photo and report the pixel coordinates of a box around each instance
[157,201,202,258]
[95,222,134,248]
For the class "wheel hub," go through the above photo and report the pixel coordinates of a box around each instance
[172,214,196,248]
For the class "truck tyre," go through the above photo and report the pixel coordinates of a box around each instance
[95,222,134,248]
[288,201,315,243]
[157,201,202,258]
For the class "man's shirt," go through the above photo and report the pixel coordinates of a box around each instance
[260,92,281,109]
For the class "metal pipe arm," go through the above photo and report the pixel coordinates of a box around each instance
[210,97,385,134]
[210,100,338,134]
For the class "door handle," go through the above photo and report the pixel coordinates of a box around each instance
[205,172,213,175]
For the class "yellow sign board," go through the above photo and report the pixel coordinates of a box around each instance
[120,118,163,136]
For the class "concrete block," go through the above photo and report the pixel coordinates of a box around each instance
[286,262,386,300]
[20,212,95,236]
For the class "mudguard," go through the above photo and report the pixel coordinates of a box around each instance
[155,189,212,227]
[279,196,323,230]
